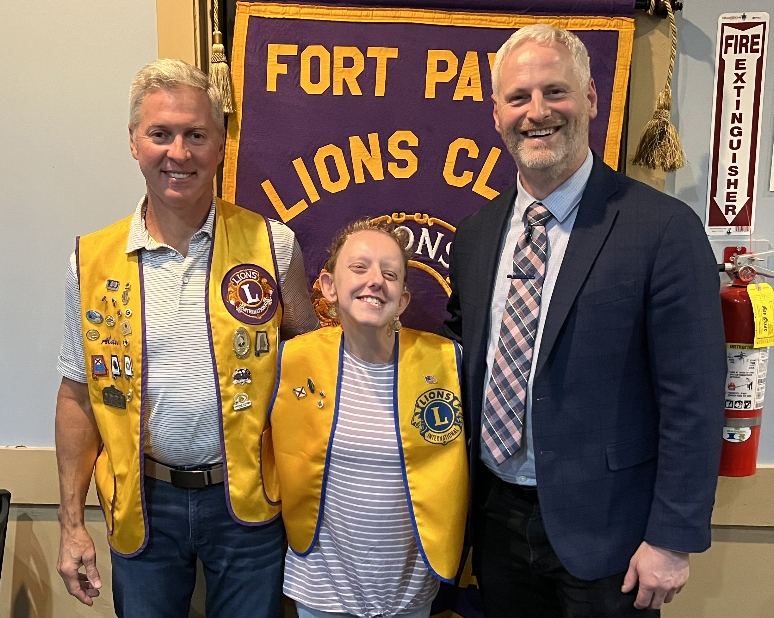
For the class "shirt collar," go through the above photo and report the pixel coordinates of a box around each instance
[125,196,216,254]
[515,149,594,224]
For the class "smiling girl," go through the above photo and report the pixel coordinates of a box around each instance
[267,219,468,618]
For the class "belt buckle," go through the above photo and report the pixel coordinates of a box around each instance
[169,468,206,489]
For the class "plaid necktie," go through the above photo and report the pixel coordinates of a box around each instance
[483,202,552,464]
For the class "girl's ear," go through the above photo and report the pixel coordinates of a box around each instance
[396,288,411,316]
[318,269,337,304]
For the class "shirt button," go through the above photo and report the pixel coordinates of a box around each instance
[182,276,190,284]
[519,476,528,483]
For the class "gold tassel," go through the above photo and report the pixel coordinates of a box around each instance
[210,0,235,115]
[632,0,685,172]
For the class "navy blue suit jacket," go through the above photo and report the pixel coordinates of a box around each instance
[443,156,727,581]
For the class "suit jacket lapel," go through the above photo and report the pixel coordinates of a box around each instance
[467,184,517,412]
[535,158,620,378]
[473,184,517,330]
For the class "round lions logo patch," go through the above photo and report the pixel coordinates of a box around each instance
[221,264,278,325]
[411,388,463,445]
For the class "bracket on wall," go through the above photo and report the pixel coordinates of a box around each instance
[634,0,683,17]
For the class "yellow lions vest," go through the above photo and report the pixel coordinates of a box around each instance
[78,198,282,556]
[268,326,468,582]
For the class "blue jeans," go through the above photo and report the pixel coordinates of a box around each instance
[111,476,284,618]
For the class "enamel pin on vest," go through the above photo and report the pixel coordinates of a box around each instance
[255,330,270,356]
[233,327,251,359]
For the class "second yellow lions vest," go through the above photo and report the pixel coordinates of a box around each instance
[78,198,282,556]
[268,326,468,582]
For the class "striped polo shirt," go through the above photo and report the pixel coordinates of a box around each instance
[58,196,319,466]
[283,348,439,617]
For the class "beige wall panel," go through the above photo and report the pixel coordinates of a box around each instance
[156,0,199,65]
[0,507,114,618]
[712,467,774,527]
[0,506,208,617]
[7,449,767,526]
[2,507,771,617]
[665,527,774,618]
[0,447,98,506]
[2,450,773,617]
[625,13,671,190]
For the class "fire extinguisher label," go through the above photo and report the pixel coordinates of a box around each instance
[725,344,769,410]
[723,427,753,443]
[747,283,774,348]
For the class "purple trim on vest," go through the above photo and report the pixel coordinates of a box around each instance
[267,340,286,425]
[392,332,452,584]
[260,435,281,507]
[265,220,284,313]
[111,251,150,558]
[264,341,286,505]
[94,442,116,537]
[93,444,112,534]
[291,332,346,557]
[205,222,235,520]
[75,237,81,285]
[75,237,86,379]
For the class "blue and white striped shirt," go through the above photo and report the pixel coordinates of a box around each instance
[283,349,438,617]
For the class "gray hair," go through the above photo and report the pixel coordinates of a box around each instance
[491,24,591,97]
[128,59,224,132]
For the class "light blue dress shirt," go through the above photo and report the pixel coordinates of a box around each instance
[481,150,594,486]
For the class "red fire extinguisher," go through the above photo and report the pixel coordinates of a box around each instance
[718,246,769,477]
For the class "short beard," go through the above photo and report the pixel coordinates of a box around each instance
[503,114,589,183]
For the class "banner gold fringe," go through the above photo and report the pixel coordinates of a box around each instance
[211,0,235,115]
[632,0,685,172]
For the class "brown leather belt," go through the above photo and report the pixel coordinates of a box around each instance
[145,458,224,489]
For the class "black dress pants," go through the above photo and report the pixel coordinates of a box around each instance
[473,466,659,618]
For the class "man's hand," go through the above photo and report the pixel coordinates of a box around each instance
[622,541,689,609]
[55,377,102,606]
[57,525,102,605]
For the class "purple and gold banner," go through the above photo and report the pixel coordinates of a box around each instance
[224,1,635,333]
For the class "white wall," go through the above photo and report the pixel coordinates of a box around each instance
[668,3,774,463]
[0,1,158,447]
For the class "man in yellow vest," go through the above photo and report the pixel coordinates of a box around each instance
[54,59,318,617]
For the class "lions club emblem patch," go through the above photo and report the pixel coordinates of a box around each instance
[221,264,278,325]
[411,388,463,445]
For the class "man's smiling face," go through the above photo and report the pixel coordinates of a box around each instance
[492,41,597,185]
[129,85,224,212]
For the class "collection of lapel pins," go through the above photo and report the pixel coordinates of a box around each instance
[292,377,325,408]
[92,278,324,415]
[230,327,272,412]
[88,281,134,410]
